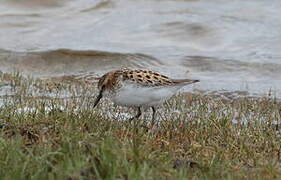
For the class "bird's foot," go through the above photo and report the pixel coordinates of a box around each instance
[0,122,7,129]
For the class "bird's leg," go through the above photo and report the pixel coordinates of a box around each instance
[151,106,157,125]
[129,107,142,123]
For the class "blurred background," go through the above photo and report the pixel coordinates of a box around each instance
[0,0,281,96]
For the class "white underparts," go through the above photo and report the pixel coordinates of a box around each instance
[105,82,184,107]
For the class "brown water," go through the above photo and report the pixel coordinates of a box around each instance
[1,0,281,96]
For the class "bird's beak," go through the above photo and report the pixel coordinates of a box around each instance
[93,87,104,108]
[93,92,102,108]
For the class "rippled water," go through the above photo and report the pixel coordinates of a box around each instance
[1,0,281,96]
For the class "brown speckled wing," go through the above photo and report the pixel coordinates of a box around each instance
[123,69,175,86]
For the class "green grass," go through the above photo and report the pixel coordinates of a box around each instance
[0,72,281,180]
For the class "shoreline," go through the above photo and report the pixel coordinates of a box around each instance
[0,72,281,179]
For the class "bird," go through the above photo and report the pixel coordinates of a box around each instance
[93,68,199,124]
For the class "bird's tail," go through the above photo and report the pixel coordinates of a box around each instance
[172,79,200,85]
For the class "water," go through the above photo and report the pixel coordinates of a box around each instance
[1,0,281,96]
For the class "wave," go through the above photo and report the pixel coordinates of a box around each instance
[183,56,281,78]
[0,49,161,77]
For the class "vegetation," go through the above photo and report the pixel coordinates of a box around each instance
[0,72,280,180]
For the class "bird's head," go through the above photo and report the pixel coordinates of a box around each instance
[93,70,124,108]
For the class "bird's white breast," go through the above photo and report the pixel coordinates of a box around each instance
[107,82,183,107]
